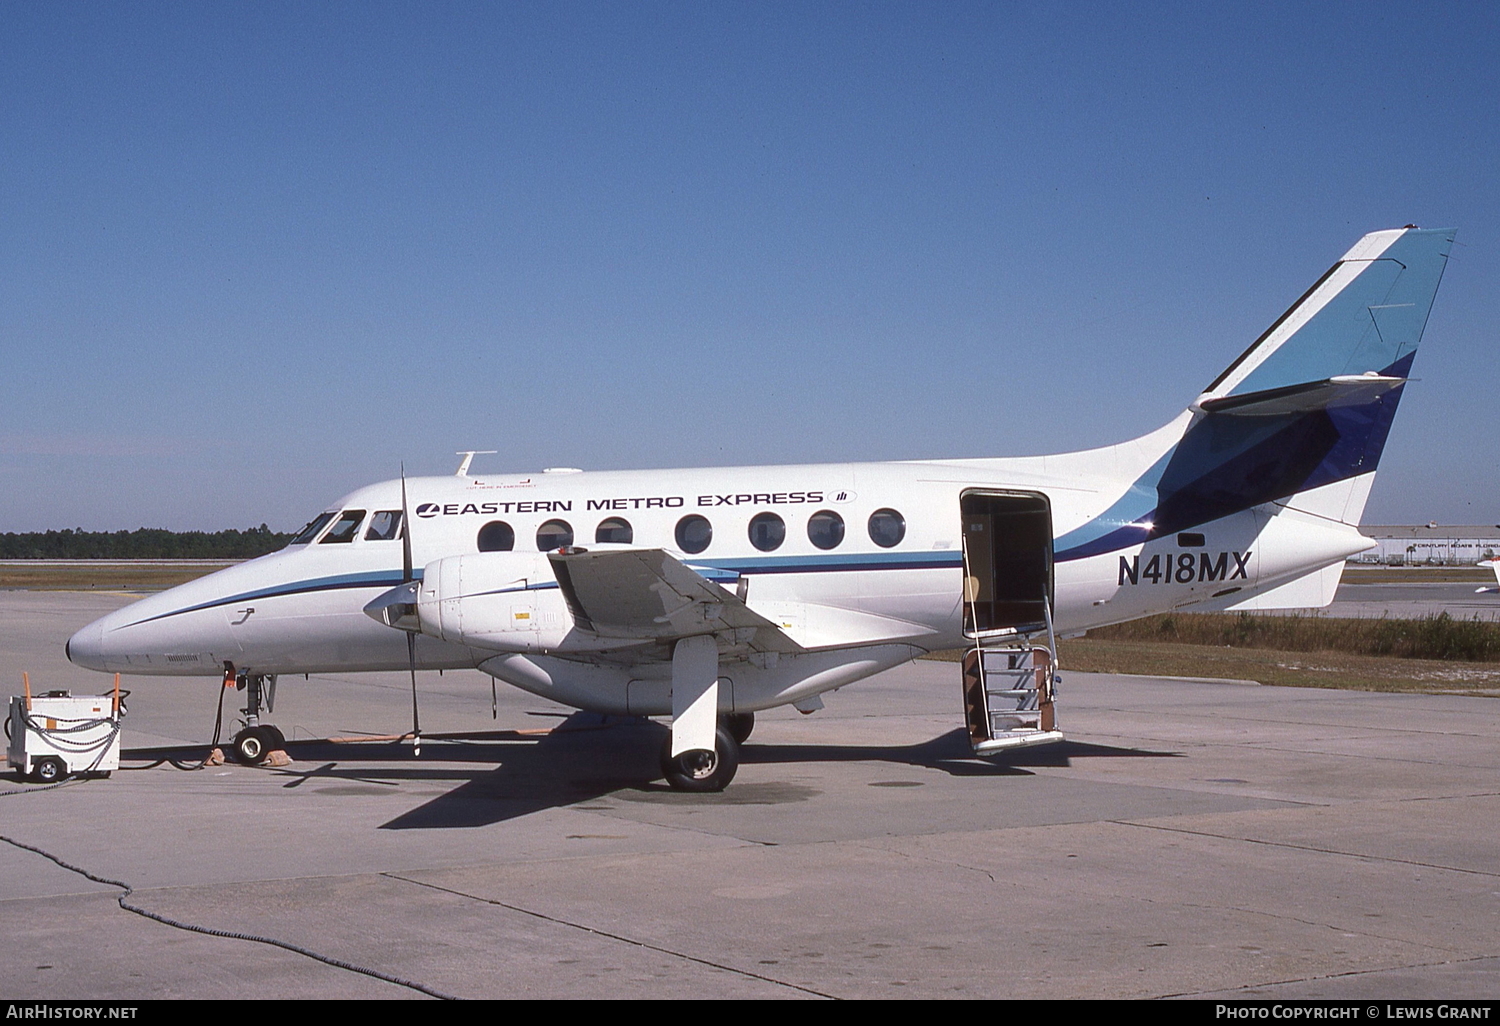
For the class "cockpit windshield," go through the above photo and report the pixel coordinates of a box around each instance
[288,511,337,546]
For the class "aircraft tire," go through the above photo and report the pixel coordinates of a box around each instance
[233,727,273,766]
[262,725,287,750]
[723,712,754,744]
[660,725,739,792]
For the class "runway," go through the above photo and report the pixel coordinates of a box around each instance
[3,591,1499,999]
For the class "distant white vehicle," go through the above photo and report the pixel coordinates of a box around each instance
[67,227,1456,790]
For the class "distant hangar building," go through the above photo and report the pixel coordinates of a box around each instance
[1354,525,1500,565]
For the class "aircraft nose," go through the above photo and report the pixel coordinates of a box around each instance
[66,619,108,671]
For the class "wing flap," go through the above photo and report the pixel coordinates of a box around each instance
[747,600,941,650]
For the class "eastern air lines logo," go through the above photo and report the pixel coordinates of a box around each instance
[415,503,442,518]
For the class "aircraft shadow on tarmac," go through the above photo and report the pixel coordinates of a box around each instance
[118,713,1178,830]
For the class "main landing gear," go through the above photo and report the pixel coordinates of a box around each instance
[228,670,286,766]
[659,638,758,792]
[659,722,741,792]
[657,712,754,792]
[723,711,754,744]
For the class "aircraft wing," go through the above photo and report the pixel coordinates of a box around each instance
[548,548,804,654]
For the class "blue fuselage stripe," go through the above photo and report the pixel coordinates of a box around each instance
[118,570,422,629]
[118,554,977,626]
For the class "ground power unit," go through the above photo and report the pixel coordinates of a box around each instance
[7,675,124,783]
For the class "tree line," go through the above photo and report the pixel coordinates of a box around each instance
[0,525,293,560]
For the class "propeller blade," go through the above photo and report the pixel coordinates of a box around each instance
[400,463,413,584]
[408,627,421,757]
[401,462,419,756]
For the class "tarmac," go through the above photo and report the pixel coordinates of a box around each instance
[1326,575,1500,621]
[2,589,1499,999]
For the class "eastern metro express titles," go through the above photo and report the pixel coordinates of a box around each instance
[418,492,827,517]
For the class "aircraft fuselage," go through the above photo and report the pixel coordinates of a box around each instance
[65,448,1370,716]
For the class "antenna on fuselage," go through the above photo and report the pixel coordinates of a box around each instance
[454,451,496,476]
[402,464,421,757]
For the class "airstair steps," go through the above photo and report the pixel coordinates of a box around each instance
[960,613,1064,755]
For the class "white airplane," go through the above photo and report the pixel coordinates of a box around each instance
[1477,560,1500,594]
[66,226,1455,790]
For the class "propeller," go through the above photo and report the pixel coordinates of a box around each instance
[401,464,421,757]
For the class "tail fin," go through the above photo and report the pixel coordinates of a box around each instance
[1202,227,1454,402]
[1054,227,1454,562]
[1163,226,1454,529]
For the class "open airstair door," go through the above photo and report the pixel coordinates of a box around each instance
[959,490,1064,754]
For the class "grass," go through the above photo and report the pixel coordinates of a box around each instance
[1342,565,1492,583]
[1055,637,1500,694]
[0,564,225,591]
[1087,610,1500,662]
[927,610,1500,695]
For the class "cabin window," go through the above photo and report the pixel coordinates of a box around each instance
[748,512,785,552]
[536,519,574,551]
[478,521,515,552]
[807,510,845,550]
[595,517,633,544]
[868,508,906,548]
[289,511,337,546]
[365,510,403,541]
[319,510,366,544]
[675,514,712,554]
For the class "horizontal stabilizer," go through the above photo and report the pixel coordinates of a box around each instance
[1224,560,1347,610]
[1195,373,1406,418]
[1478,560,1500,594]
[1203,227,1454,400]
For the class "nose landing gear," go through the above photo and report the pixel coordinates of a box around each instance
[232,723,287,765]
[229,670,288,766]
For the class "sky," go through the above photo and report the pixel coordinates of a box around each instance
[2,1,1496,532]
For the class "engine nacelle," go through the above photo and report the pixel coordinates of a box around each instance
[415,552,570,652]
[412,551,647,655]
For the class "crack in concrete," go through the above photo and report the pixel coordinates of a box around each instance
[1118,818,1500,878]
[1167,898,1472,957]
[1162,952,1500,999]
[382,870,836,999]
[0,833,456,1000]
[847,839,998,884]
